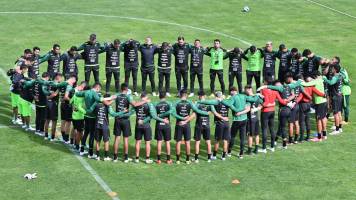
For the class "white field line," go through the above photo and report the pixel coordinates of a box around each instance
[306,0,356,19]
[0,11,252,46]
[0,67,11,84]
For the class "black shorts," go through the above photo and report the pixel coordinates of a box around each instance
[46,101,58,120]
[73,119,84,132]
[174,123,191,141]
[124,62,138,71]
[155,124,171,141]
[95,128,110,142]
[299,102,311,113]
[289,104,299,123]
[113,118,131,137]
[135,124,152,141]
[247,118,259,136]
[315,102,327,120]
[332,95,343,114]
[194,126,211,141]
[215,121,231,141]
[60,102,72,121]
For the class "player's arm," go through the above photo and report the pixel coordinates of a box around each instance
[211,105,229,121]
[170,101,185,120]
[323,75,340,85]
[148,103,166,123]
[190,101,209,116]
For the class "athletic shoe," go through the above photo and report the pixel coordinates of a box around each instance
[330,126,336,130]
[34,131,41,135]
[329,130,340,135]
[134,159,139,163]
[274,141,277,147]
[64,140,71,145]
[339,128,343,133]
[238,155,244,159]
[268,147,275,152]
[124,158,133,163]
[96,157,101,161]
[113,158,118,163]
[21,125,27,129]
[221,157,226,161]
[282,146,288,150]
[209,93,215,98]
[166,160,173,165]
[79,150,88,156]
[145,159,153,164]
[152,92,158,97]
[104,157,112,161]
[192,159,199,164]
[207,159,212,163]
[16,119,23,125]
[323,136,328,140]
[293,140,298,144]
[156,160,161,164]
[258,149,267,154]
[11,119,16,125]
[44,137,48,141]
[88,154,98,159]
[185,160,191,164]
[188,93,194,97]
[166,92,171,97]
[227,153,232,158]
[211,156,217,160]
[134,92,139,96]
[176,160,181,164]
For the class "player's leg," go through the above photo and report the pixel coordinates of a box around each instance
[184,124,191,164]
[217,70,225,94]
[141,71,148,93]
[149,71,156,94]
[105,70,113,93]
[193,126,201,163]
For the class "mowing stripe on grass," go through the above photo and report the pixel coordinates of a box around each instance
[0,11,252,46]
[0,67,11,84]
[306,0,356,19]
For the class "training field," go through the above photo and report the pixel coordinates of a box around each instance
[0,0,356,199]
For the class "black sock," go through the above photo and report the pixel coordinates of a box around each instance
[247,147,252,153]
[176,154,180,161]
[157,154,161,161]
[213,151,217,157]
[339,125,342,129]
[96,151,100,156]
[104,151,108,157]
[318,133,322,139]
[208,154,211,159]
[294,135,298,142]
[80,146,85,152]
[345,117,348,122]
[124,154,128,160]
[228,149,232,154]
[75,144,79,150]
[283,140,287,147]
[136,156,139,160]
[195,154,199,160]
[322,131,327,137]
[61,132,66,141]
[222,152,226,158]
[254,145,258,152]
[146,156,149,160]
[289,136,293,143]
[336,126,339,131]
[70,138,74,144]
[186,155,190,161]
[167,155,171,160]
[114,154,118,160]
[45,132,48,138]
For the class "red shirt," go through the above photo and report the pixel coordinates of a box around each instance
[301,86,325,103]
[261,88,287,112]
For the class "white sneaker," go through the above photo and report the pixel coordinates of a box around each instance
[282,146,288,150]
[176,160,181,164]
[44,137,48,140]
[188,93,194,97]
[221,157,226,161]
[185,160,191,164]
[80,150,88,156]
[21,125,27,129]
[35,131,41,135]
[207,159,212,163]
[192,159,199,164]
[211,156,217,160]
[145,159,153,164]
[258,149,267,153]
[27,126,35,131]
[96,157,101,161]
[330,130,340,135]
[11,119,16,125]
[134,92,139,96]
[330,126,336,130]
[39,132,45,137]
[64,140,71,145]
[124,158,132,163]
[152,92,158,97]
[227,153,232,158]
[268,147,275,152]
[339,128,343,133]
[166,92,171,97]
[104,157,112,161]
[88,154,98,159]
[134,158,140,163]
[238,155,244,159]
[113,158,118,163]
[16,119,23,125]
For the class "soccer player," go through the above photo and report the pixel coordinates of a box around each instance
[29,46,41,79]
[287,48,303,79]
[244,45,263,90]
[192,91,213,163]
[205,39,227,95]
[110,83,147,163]
[189,39,206,97]
[172,36,191,96]
[154,92,174,164]
[172,89,209,164]
[323,64,343,135]
[133,92,169,164]
[101,39,121,93]
[301,49,322,78]
[40,44,63,79]
[33,72,51,135]
[276,44,290,82]
[71,81,88,151]
[77,34,105,83]
[339,62,351,124]
[261,41,278,81]
[62,46,81,80]
[122,39,140,96]
[140,37,158,96]
[225,47,246,93]
[245,85,263,155]
[156,42,173,97]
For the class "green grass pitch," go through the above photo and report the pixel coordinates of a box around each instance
[0,0,356,199]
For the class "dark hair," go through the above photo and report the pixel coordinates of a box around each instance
[90,33,96,40]
[114,39,121,45]
[53,44,60,49]
[244,85,252,91]
[180,89,187,96]
[20,65,28,70]
[273,80,280,85]
[233,47,240,53]
[229,86,237,92]
[279,44,286,51]
[141,91,147,98]
[334,56,340,64]
[93,82,102,88]
[162,42,169,48]
[54,72,62,78]
[296,74,304,80]
[265,77,274,85]
[312,71,321,78]
[333,64,341,73]
[177,36,184,41]
[194,39,200,42]
[69,46,77,51]
[198,90,205,96]
[24,49,32,54]
[302,49,311,57]
[250,45,256,53]
[80,81,87,86]
[33,46,40,51]
[295,53,302,59]
[41,72,50,78]
[291,48,298,53]
[214,39,221,43]
[159,91,166,99]
[104,93,111,98]
[121,83,128,91]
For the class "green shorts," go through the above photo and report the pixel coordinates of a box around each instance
[11,92,19,108]
[19,98,32,117]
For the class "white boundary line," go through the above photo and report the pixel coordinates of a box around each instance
[0,67,11,84]
[0,11,252,46]
[306,0,356,19]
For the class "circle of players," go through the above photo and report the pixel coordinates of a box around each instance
[8,34,351,164]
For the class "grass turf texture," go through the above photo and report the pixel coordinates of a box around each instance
[1,0,356,199]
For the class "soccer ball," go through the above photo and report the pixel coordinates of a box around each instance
[242,6,250,12]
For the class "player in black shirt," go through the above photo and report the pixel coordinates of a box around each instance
[140,37,158,96]
[189,39,206,97]
[101,39,121,93]
[172,36,191,96]
[225,47,247,93]
[156,42,173,96]
[122,39,140,96]
[276,44,290,83]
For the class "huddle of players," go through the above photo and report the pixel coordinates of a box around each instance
[8,36,351,164]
